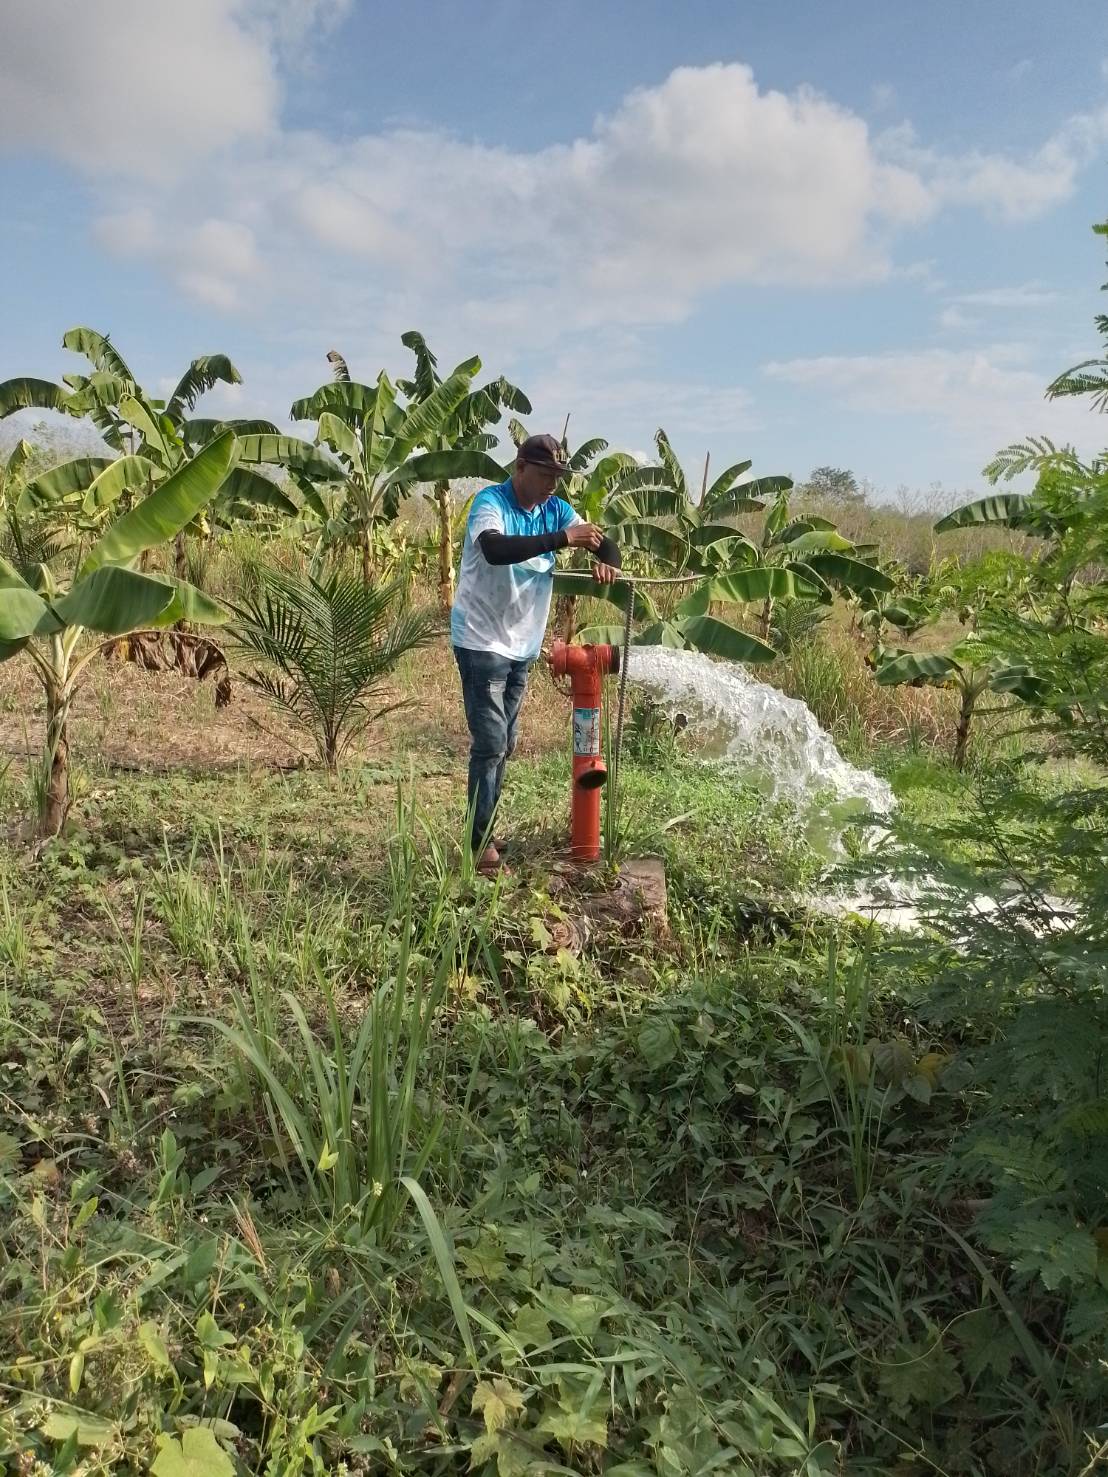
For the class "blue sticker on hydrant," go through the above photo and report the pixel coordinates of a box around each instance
[573,707,600,756]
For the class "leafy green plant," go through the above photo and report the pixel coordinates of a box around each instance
[0,432,238,834]
[0,329,323,566]
[397,330,531,608]
[291,349,506,581]
[231,566,438,770]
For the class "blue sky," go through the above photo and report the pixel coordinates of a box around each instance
[2,0,1107,498]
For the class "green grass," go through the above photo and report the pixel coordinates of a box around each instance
[0,662,1102,1475]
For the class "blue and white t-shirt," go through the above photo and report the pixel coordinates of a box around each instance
[450,479,581,660]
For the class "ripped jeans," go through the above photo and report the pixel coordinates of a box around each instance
[454,646,533,851]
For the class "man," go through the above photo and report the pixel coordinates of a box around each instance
[451,433,622,871]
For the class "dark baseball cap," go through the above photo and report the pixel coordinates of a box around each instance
[517,433,570,475]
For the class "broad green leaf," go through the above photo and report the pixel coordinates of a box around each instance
[216,466,297,516]
[147,577,231,628]
[774,516,838,543]
[551,573,659,624]
[119,393,172,464]
[510,1303,552,1348]
[703,459,753,508]
[565,436,608,470]
[633,619,688,648]
[399,328,439,399]
[82,455,158,513]
[538,1406,608,1452]
[876,651,961,687]
[696,566,817,606]
[363,372,397,478]
[786,560,833,601]
[493,376,531,415]
[0,584,51,640]
[18,457,115,511]
[802,553,894,593]
[139,1321,172,1369]
[66,371,134,411]
[4,437,35,476]
[166,354,242,423]
[184,417,280,449]
[671,615,777,663]
[606,483,687,522]
[743,475,793,502]
[82,431,238,575]
[472,1377,525,1434]
[393,355,480,449]
[934,493,1033,533]
[316,412,361,466]
[383,447,508,491]
[62,326,136,381]
[234,434,343,481]
[41,1410,117,1448]
[654,428,688,502]
[689,522,758,553]
[0,376,74,417]
[52,567,177,634]
[290,381,380,422]
[150,1426,234,1477]
[638,1016,679,1068]
[778,529,853,555]
[616,519,688,566]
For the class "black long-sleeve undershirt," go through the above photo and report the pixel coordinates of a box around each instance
[478,529,622,568]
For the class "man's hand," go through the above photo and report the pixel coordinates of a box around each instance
[592,562,618,585]
[565,521,604,551]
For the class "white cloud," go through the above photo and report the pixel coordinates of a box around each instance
[74,60,959,330]
[953,282,1060,308]
[0,0,278,179]
[878,106,1108,222]
[763,345,1102,468]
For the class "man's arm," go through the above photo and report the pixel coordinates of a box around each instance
[477,524,622,567]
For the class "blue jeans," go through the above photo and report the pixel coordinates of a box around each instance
[454,646,532,851]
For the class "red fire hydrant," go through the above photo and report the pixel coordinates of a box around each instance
[549,639,621,864]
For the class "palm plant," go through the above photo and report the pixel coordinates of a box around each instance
[291,350,507,584]
[231,568,439,770]
[397,331,529,609]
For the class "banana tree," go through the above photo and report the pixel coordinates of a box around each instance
[564,563,822,664]
[0,432,238,837]
[547,428,826,660]
[0,329,330,578]
[291,352,507,583]
[874,636,1046,770]
[396,331,529,608]
[744,486,894,638]
[854,564,934,658]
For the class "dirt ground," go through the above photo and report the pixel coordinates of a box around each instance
[0,637,572,787]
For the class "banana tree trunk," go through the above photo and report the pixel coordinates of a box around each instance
[953,684,977,771]
[555,594,578,644]
[435,481,455,610]
[39,654,72,839]
[173,531,189,631]
[361,526,373,585]
[758,595,774,641]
